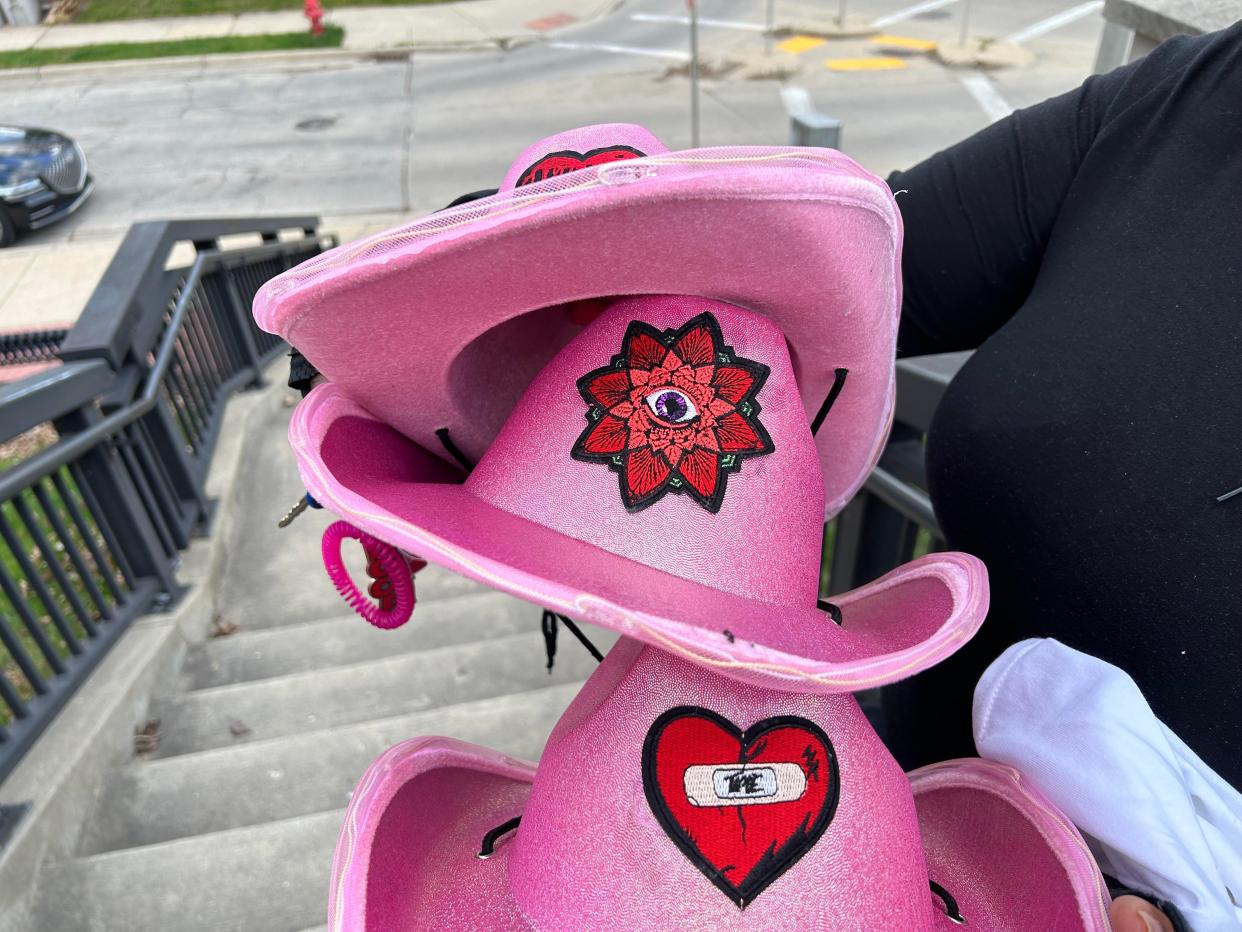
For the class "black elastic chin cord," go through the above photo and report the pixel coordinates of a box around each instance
[810,368,850,437]
[929,880,966,925]
[541,609,558,672]
[476,816,521,859]
[811,370,848,628]
[434,427,475,473]
[541,609,604,672]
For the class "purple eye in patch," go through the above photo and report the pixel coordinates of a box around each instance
[645,388,698,424]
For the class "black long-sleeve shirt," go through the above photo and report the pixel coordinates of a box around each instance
[883,22,1242,786]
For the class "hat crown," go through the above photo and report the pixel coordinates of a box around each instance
[464,296,825,608]
[506,641,936,926]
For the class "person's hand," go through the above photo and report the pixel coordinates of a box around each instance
[1110,895,1175,931]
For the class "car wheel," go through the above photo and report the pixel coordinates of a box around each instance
[0,207,16,248]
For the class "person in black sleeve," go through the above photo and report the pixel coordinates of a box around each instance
[882,22,1242,929]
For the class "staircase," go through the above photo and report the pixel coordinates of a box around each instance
[27,385,610,932]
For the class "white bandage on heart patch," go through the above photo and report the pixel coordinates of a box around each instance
[683,763,807,807]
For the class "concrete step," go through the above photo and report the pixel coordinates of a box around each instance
[219,555,492,633]
[34,810,342,932]
[182,589,542,689]
[209,405,488,629]
[80,680,580,855]
[151,627,613,758]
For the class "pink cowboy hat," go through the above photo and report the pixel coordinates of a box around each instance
[327,639,1113,931]
[283,295,986,694]
[254,123,902,517]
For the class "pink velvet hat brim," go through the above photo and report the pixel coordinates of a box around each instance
[327,741,1112,932]
[291,385,988,695]
[909,759,1114,931]
[256,146,902,519]
[326,737,533,932]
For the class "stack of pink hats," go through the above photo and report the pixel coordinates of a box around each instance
[255,125,1112,931]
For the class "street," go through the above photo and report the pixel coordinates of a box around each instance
[0,0,1103,265]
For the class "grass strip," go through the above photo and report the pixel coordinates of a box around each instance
[79,0,444,22]
[0,25,343,68]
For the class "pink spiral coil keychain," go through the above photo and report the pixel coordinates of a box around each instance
[321,520,427,629]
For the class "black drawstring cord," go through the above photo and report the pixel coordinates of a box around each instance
[434,427,475,473]
[541,609,604,672]
[816,598,843,626]
[476,816,521,859]
[810,368,849,437]
[929,880,966,924]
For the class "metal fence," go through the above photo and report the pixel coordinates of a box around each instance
[0,217,334,782]
[819,352,969,738]
[825,351,970,595]
[0,330,68,369]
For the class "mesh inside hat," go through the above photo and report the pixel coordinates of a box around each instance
[256,148,879,313]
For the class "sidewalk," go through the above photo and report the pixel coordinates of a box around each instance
[0,212,405,333]
[0,0,618,54]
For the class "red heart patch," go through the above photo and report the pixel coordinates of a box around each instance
[642,707,839,909]
[516,145,645,187]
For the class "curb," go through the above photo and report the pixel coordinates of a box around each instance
[0,0,624,81]
[1,46,358,81]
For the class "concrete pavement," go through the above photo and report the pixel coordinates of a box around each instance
[0,213,402,330]
[0,0,1105,332]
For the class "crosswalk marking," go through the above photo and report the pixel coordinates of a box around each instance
[1005,0,1104,44]
[870,0,958,30]
[548,40,690,62]
[628,12,765,32]
[957,72,1013,122]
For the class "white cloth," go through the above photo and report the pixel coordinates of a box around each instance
[973,638,1242,932]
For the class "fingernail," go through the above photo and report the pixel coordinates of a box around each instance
[1138,909,1166,932]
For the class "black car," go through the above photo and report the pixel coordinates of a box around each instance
[0,125,94,247]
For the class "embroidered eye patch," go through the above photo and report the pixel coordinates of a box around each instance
[571,312,775,513]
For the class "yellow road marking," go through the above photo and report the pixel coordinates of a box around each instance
[825,56,907,71]
[870,34,938,51]
[777,35,827,54]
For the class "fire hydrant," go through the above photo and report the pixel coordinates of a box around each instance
[304,0,325,36]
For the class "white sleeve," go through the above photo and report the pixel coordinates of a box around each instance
[972,638,1242,932]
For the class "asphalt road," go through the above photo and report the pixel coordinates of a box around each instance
[1,0,1105,246]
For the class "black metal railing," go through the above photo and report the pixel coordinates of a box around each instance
[0,217,335,783]
[817,352,970,737]
[824,352,972,594]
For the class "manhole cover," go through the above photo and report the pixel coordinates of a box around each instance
[295,116,338,132]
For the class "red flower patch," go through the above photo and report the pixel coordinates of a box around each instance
[572,313,774,513]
